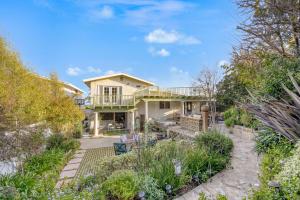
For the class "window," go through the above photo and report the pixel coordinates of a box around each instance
[159,101,170,109]
[104,87,110,103]
[136,85,141,88]
[100,113,113,120]
[112,87,117,103]
[186,102,192,112]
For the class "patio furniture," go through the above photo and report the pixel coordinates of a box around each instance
[113,142,131,155]
[120,134,128,143]
[156,133,167,140]
[147,139,157,147]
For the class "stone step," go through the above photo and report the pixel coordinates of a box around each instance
[59,169,77,179]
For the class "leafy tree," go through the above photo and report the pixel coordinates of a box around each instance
[0,36,84,162]
[45,74,84,135]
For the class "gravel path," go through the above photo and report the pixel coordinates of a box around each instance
[175,124,261,200]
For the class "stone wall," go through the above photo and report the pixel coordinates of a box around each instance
[180,116,202,132]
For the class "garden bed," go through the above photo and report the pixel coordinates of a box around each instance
[0,134,80,199]
[56,130,234,199]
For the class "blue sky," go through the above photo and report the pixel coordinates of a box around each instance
[0,0,241,94]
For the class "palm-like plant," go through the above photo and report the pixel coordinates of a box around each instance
[243,73,300,142]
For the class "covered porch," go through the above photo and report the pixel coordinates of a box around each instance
[92,110,136,137]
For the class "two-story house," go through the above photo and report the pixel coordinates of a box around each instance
[83,73,206,136]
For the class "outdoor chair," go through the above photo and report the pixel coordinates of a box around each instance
[147,139,157,147]
[113,142,130,155]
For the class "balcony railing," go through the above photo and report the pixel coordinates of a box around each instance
[91,95,135,107]
[135,86,202,98]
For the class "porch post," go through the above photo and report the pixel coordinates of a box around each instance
[94,112,99,137]
[201,105,209,132]
[131,111,135,133]
[145,100,149,122]
[181,101,185,116]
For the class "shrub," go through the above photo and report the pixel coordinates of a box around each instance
[224,117,235,128]
[198,192,208,200]
[138,175,165,200]
[46,134,80,152]
[94,152,137,184]
[248,141,294,200]
[141,141,191,192]
[73,123,82,138]
[224,107,241,127]
[184,148,209,180]
[62,139,80,152]
[216,194,228,200]
[148,157,189,193]
[102,170,139,200]
[23,149,65,175]
[255,128,289,154]
[195,130,233,156]
[46,134,65,150]
[275,142,300,199]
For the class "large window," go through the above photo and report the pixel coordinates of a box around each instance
[159,101,170,109]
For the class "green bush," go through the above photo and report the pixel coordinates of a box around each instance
[148,157,189,193]
[73,123,82,138]
[195,130,233,156]
[198,192,208,200]
[275,142,300,199]
[184,148,210,181]
[102,170,139,200]
[248,141,294,200]
[224,107,257,128]
[255,128,290,154]
[46,134,80,152]
[0,137,77,199]
[138,175,165,200]
[141,141,190,192]
[216,194,228,200]
[224,117,235,127]
[46,134,65,150]
[23,149,65,175]
[94,152,137,184]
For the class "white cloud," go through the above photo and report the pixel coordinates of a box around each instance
[145,29,200,45]
[217,60,229,67]
[105,70,117,75]
[66,67,81,76]
[87,66,102,73]
[157,49,170,57]
[148,47,170,57]
[88,5,114,20]
[170,66,188,75]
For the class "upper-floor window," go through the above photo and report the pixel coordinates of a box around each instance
[159,101,170,109]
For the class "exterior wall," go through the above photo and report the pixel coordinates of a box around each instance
[136,101,181,121]
[90,76,151,97]
[190,102,202,115]
[180,116,202,131]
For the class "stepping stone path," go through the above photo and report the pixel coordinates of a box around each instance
[55,149,86,188]
[175,124,261,200]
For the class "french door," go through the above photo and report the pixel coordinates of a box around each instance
[104,86,119,104]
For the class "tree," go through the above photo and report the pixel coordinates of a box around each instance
[237,0,300,58]
[0,36,84,162]
[45,74,84,136]
[194,69,220,124]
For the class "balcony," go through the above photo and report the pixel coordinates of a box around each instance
[90,95,135,109]
[134,86,204,99]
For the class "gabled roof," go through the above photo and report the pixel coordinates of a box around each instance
[32,73,84,94]
[83,73,155,87]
